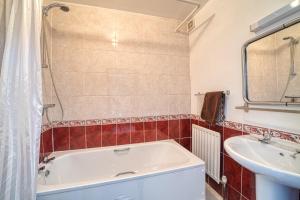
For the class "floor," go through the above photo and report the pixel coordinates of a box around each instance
[206,184,223,200]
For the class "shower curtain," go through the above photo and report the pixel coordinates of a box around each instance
[0,0,43,200]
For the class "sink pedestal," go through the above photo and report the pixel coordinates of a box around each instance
[256,175,299,200]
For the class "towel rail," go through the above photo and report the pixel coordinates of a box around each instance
[194,90,230,96]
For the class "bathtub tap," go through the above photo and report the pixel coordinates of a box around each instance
[42,156,55,164]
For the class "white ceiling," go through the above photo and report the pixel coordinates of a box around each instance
[58,0,208,20]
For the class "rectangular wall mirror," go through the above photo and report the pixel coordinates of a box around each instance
[242,19,300,105]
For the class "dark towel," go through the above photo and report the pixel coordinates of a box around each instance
[201,91,224,125]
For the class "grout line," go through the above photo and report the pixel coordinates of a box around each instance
[100,124,103,147]
[143,121,145,143]
[129,121,132,144]
[51,128,54,152]
[84,126,87,148]
[68,127,70,150]
[241,167,243,198]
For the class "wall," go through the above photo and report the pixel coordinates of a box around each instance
[190,0,300,134]
[43,1,190,122]
[0,0,5,73]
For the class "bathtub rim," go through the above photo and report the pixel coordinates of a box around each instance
[37,140,204,196]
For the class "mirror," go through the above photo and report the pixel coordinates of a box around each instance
[243,21,300,105]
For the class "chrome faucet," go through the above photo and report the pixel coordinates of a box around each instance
[38,166,45,173]
[258,133,272,144]
[42,156,55,164]
[290,150,300,159]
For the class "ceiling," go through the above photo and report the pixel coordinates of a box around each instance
[57,0,208,20]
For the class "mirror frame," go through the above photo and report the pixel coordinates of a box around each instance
[242,17,300,105]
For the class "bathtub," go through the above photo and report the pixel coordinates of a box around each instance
[37,140,205,200]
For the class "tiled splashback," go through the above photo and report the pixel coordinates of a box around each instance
[41,114,300,156]
[40,114,192,156]
[42,2,190,122]
[40,114,299,200]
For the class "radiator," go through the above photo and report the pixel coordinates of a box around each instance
[192,124,221,183]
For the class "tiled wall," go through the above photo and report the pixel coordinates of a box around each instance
[40,114,192,157]
[40,114,300,200]
[42,1,190,122]
[192,116,299,200]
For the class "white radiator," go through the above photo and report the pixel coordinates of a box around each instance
[192,124,221,183]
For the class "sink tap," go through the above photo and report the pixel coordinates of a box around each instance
[290,150,300,159]
[258,133,272,144]
[42,156,55,164]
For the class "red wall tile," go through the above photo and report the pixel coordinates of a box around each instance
[191,119,198,126]
[208,177,223,196]
[169,120,179,139]
[227,186,241,200]
[70,126,86,150]
[198,120,210,128]
[224,154,242,192]
[242,167,256,200]
[42,129,53,153]
[144,121,156,142]
[180,137,191,151]
[86,125,101,148]
[180,119,191,138]
[117,123,131,145]
[131,122,144,144]
[102,124,117,147]
[224,128,242,155]
[157,121,168,140]
[53,127,70,151]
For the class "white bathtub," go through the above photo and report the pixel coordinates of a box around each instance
[37,140,205,200]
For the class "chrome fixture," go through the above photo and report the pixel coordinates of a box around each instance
[38,166,50,177]
[194,90,230,96]
[290,150,300,159]
[284,96,300,103]
[41,3,70,122]
[42,104,55,114]
[258,133,272,144]
[115,171,136,177]
[42,156,55,164]
[280,36,298,102]
[114,147,130,153]
[283,36,298,77]
[38,166,45,174]
[43,3,70,16]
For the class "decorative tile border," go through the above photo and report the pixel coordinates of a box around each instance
[130,117,144,123]
[117,117,131,124]
[224,121,243,131]
[243,124,269,136]
[69,120,86,127]
[157,115,169,121]
[41,124,51,132]
[42,114,300,144]
[270,129,300,144]
[102,118,117,125]
[85,119,101,126]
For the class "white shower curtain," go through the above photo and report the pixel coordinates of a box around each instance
[0,0,43,200]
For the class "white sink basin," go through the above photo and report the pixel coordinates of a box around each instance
[224,135,300,200]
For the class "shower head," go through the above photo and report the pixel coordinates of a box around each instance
[43,3,70,16]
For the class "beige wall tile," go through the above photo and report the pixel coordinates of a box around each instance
[45,2,190,121]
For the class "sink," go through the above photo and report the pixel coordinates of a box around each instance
[224,135,300,200]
